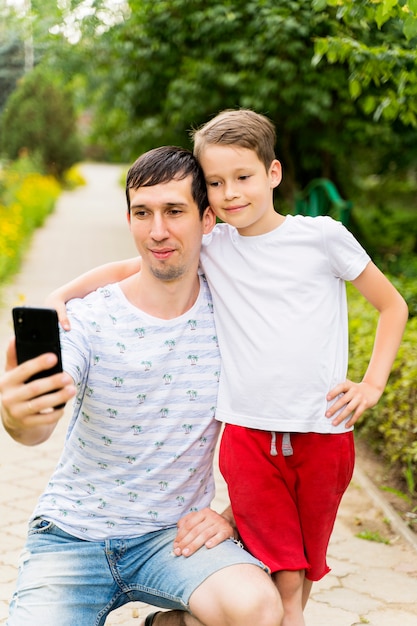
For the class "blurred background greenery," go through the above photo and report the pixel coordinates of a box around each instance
[0,0,416,517]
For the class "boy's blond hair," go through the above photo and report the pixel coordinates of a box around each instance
[192,109,276,172]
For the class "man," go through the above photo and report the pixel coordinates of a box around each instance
[0,147,282,626]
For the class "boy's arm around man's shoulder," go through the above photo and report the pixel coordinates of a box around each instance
[326,261,408,428]
[45,257,140,330]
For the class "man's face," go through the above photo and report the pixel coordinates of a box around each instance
[128,175,214,282]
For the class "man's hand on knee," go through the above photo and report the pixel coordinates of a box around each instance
[173,508,234,557]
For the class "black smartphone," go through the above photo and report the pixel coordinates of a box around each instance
[12,306,64,386]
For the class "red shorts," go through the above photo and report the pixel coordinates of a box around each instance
[219,426,355,581]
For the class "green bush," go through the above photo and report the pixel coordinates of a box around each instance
[347,283,416,495]
[0,155,61,283]
[0,66,83,179]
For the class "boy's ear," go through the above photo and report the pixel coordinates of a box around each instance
[202,206,216,234]
[126,210,131,227]
[269,159,282,189]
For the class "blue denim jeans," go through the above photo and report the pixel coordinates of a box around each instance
[8,518,265,626]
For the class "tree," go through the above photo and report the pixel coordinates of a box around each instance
[0,65,83,177]
[76,0,415,204]
[0,32,25,113]
[313,0,417,127]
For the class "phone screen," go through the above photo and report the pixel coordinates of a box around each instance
[12,307,63,383]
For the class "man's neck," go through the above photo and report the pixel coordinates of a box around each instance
[120,272,201,320]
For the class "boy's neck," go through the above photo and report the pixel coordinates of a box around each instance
[237,210,285,237]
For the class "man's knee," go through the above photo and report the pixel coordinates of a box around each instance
[190,564,283,626]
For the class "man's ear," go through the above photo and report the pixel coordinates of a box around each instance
[202,206,216,234]
[126,209,131,227]
[269,159,282,189]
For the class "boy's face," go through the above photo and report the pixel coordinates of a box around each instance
[127,175,215,282]
[199,145,282,236]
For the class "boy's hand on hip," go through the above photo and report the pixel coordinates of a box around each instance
[326,379,382,428]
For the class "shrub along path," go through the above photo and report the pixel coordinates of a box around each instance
[0,163,416,626]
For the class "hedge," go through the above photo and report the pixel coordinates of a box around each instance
[0,156,84,286]
[347,283,416,495]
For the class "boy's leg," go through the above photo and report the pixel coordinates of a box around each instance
[272,570,306,626]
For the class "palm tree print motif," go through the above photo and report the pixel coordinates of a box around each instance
[106,408,118,418]
[91,321,101,333]
[98,462,108,470]
[141,360,152,371]
[102,436,112,447]
[148,510,158,521]
[128,492,138,502]
[182,424,192,434]
[135,327,145,339]
[199,436,207,447]
[98,499,107,509]
[176,495,185,506]
[131,425,142,435]
[113,376,124,387]
[93,355,100,365]
[187,390,197,401]
[126,455,136,464]
[154,441,164,450]
[164,339,176,351]
[159,481,168,491]
[187,319,197,330]
[163,373,172,385]
[159,408,169,418]
[187,355,199,365]
[137,394,146,404]
[109,314,117,325]
[116,342,126,353]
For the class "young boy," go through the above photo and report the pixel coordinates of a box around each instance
[48,110,408,626]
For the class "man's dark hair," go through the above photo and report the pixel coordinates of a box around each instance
[126,146,209,218]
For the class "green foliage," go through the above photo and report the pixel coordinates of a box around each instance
[347,283,417,497]
[64,0,415,212]
[313,0,417,126]
[0,154,61,283]
[0,65,83,178]
[0,32,24,113]
[355,529,391,544]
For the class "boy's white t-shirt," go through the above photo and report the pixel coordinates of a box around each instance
[200,214,371,434]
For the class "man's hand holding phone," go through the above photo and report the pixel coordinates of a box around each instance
[0,308,76,446]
